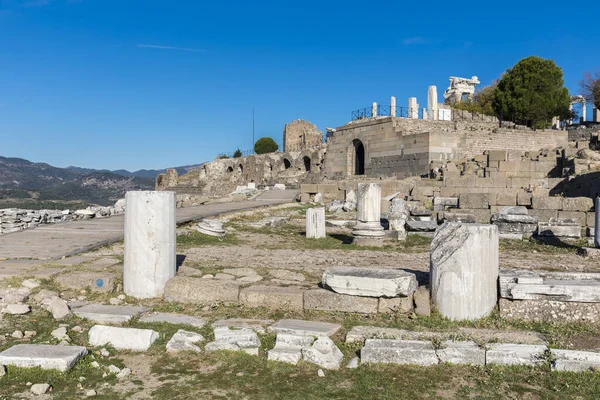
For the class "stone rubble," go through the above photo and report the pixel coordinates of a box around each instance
[301,337,344,370]
[1,304,31,315]
[166,330,205,353]
[267,334,315,365]
[204,327,261,355]
[268,319,341,337]
[30,383,51,395]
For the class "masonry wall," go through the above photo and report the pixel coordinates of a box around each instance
[461,129,568,159]
[283,120,323,152]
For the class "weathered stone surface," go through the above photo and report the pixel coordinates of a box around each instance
[352,183,385,246]
[1,304,31,315]
[55,272,118,292]
[166,329,205,353]
[221,268,258,277]
[139,312,206,328]
[459,193,489,209]
[532,196,562,210]
[306,208,326,239]
[268,319,341,337]
[578,247,600,259]
[361,339,439,366]
[378,297,413,314]
[196,219,225,237]
[239,285,304,311]
[0,287,30,304]
[31,383,51,395]
[164,277,241,304]
[405,220,438,231]
[413,287,431,316]
[430,223,499,320]
[304,289,378,314]
[214,273,235,280]
[211,318,273,333]
[493,221,537,234]
[499,206,528,215]
[442,212,476,223]
[48,298,70,319]
[486,343,547,366]
[322,266,417,298]
[551,349,600,371]
[269,270,305,282]
[267,334,314,365]
[0,344,87,371]
[499,298,600,323]
[433,197,458,211]
[436,341,485,365]
[248,217,289,228]
[73,304,147,324]
[88,325,159,351]
[205,327,261,355]
[302,337,344,370]
[537,221,581,239]
[561,197,594,212]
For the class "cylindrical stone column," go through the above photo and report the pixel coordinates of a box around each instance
[306,208,326,239]
[124,191,176,298]
[352,183,385,246]
[595,197,599,248]
[430,222,499,320]
[390,96,396,118]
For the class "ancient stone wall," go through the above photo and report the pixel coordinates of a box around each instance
[157,147,326,197]
[283,120,323,152]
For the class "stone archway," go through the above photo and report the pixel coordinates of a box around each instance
[303,156,311,172]
[348,139,365,176]
[282,158,292,170]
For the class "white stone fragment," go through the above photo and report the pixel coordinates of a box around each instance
[211,319,273,334]
[551,349,600,371]
[51,327,69,342]
[317,369,325,377]
[88,325,159,351]
[0,288,30,304]
[268,319,341,337]
[74,304,147,324]
[306,208,326,239]
[166,330,205,353]
[124,191,176,298]
[139,312,206,328]
[346,357,360,369]
[108,365,121,374]
[485,344,548,366]
[86,389,97,396]
[267,334,315,365]
[116,367,131,379]
[361,339,439,366]
[302,337,344,370]
[197,219,226,237]
[205,327,260,355]
[0,344,87,371]
[22,279,40,289]
[322,266,417,298]
[430,223,499,321]
[11,330,24,339]
[49,297,71,319]
[436,341,485,365]
[31,383,51,395]
[2,304,31,315]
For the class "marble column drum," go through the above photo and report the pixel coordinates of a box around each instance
[352,183,385,247]
[124,191,176,299]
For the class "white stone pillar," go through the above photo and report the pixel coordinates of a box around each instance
[388,198,408,241]
[352,183,385,246]
[372,102,377,117]
[595,197,599,248]
[306,208,326,239]
[124,191,176,299]
[430,222,499,320]
[390,96,396,117]
[569,103,573,125]
[422,108,427,120]
[408,97,418,119]
[582,101,587,122]
[428,86,438,120]
[594,107,600,123]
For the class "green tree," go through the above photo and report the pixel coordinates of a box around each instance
[493,56,571,128]
[449,80,499,116]
[233,149,242,158]
[580,70,600,110]
[254,137,279,154]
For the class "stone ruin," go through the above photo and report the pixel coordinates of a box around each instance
[283,120,323,152]
[443,75,480,103]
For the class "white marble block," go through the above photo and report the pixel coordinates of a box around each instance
[306,208,326,239]
[88,325,159,351]
[124,191,176,299]
[352,183,385,246]
[430,222,499,320]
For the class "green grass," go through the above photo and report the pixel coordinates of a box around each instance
[499,237,588,254]
[177,231,243,248]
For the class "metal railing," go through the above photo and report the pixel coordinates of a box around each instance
[351,105,499,122]
[216,149,255,159]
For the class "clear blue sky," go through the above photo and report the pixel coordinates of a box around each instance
[1,0,599,171]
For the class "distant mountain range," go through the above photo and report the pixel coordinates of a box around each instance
[0,155,203,208]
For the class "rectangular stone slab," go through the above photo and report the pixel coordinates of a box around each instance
[88,325,159,351]
[74,304,148,323]
[138,312,206,328]
[361,339,439,366]
[211,319,274,333]
[436,341,485,365]
[322,266,417,298]
[499,269,600,299]
[0,344,87,371]
[551,349,600,371]
[509,280,600,303]
[485,344,548,366]
[267,319,341,337]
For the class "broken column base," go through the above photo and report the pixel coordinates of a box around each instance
[352,222,385,247]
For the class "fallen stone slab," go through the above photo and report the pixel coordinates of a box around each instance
[485,343,548,366]
[267,334,315,365]
[436,341,485,365]
[537,221,581,239]
[55,272,119,292]
[405,220,438,232]
[442,212,476,223]
[88,325,159,351]
[304,288,378,314]
[139,312,206,328]
[499,298,600,323]
[361,339,439,366]
[433,197,458,211]
[325,220,356,228]
[1,304,31,315]
[322,266,417,298]
[508,280,600,303]
[0,344,87,371]
[74,304,147,324]
[205,327,261,355]
[551,349,600,371]
[239,285,304,311]
[268,319,341,337]
[346,326,446,344]
[211,318,273,333]
[164,277,241,304]
[302,337,344,370]
[166,329,205,353]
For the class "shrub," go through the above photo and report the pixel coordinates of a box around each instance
[254,137,279,154]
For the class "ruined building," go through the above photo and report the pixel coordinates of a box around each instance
[283,120,323,152]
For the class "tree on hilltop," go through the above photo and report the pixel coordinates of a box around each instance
[492,56,571,128]
[233,149,242,158]
[254,137,279,154]
[580,70,600,110]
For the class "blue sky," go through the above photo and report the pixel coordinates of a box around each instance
[1,0,599,171]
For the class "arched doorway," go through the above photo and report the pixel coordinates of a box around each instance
[227,166,233,173]
[303,156,311,172]
[282,158,291,170]
[351,139,365,175]
[237,164,244,173]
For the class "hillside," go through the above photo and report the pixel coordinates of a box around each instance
[65,163,204,179]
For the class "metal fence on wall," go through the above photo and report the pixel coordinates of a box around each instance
[351,105,498,122]
[216,149,255,159]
